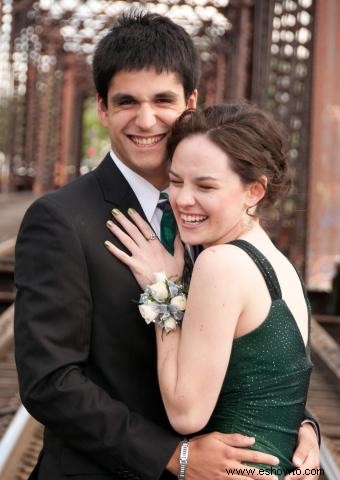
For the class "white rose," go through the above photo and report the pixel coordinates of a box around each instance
[154,272,167,283]
[153,272,167,283]
[149,281,169,302]
[170,294,186,311]
[164,316,177,333]
[138,304,160,324]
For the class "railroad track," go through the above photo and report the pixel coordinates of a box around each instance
[0,239,43,479]
[0,238,16,316]
[307,316,340,480]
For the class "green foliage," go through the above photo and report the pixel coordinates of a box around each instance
[81,97,110,171]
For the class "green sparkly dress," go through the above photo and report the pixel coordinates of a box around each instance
[203,240,312,479]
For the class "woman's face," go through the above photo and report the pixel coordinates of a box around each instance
[169,134,252,248]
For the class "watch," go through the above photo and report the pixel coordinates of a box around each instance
[178,438,189,480]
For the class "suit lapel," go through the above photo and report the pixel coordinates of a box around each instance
[94,153,148,222]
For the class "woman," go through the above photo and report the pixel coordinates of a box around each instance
[104,103,312,479]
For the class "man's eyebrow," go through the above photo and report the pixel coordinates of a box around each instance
[110,93,136,104]
[110,91,179,104]
[154,91,179,100]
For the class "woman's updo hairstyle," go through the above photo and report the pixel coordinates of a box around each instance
[167,102,291,216]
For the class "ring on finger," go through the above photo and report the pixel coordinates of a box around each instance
[146,233,158,241]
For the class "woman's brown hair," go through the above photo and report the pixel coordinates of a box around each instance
[167,103,291,216]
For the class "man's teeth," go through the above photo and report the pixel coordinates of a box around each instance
[130,135,164,145]
[181,214,207,224]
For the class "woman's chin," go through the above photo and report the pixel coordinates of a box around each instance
[178,231,204,246]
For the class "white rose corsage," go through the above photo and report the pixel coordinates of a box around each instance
[138,272,187,333]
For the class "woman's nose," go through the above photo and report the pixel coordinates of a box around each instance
[174,186,196,208]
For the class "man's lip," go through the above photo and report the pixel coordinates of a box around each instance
[126,133,167,147]
[126,133,168,137]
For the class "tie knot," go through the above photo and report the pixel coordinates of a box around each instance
[157,192,171,212]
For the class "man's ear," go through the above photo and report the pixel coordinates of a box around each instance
[97,94,108,128]
[187,89,198,109]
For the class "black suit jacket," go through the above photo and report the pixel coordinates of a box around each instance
[14,154,180,479]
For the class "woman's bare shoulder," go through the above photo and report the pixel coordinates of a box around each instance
[195,244,251,271]
[191,244,256,289]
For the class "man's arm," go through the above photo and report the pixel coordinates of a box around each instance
[167,433,280,480]
[14,197,179,480]
[301,414,321,445]
[164,421,320,480]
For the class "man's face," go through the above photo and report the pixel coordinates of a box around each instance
[98,68,197,189]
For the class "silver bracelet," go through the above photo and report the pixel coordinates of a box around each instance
[178,438,189,480]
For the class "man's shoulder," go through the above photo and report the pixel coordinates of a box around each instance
[33,171,95,210]
[25,166,102,224]
[36,155,113,207]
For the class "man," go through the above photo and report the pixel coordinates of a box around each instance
[15,11,320,480]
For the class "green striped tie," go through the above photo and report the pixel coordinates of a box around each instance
[158,192,177,255]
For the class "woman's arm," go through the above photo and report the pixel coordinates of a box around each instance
[155,247,244,434]
[105,209,247,435]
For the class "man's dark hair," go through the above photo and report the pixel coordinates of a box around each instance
[93,9,200,106]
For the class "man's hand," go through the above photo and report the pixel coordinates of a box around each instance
[284,423,320,480]
[167,432,280,480]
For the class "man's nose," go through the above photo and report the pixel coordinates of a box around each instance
[135,103,157,130]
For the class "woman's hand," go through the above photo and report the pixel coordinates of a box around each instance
[105,208,185,289]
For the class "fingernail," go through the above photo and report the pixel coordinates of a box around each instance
[112,208,120,215]
[104,240,111,248]
[128,208,135,215]
[106,220,114,228]
[273,457,280,465]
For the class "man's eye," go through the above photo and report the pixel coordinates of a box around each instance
[156,98,172,104]
[119,99,136,106]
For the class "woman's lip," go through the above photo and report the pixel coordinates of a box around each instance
[179,218,208,229]
[178,212,206,216]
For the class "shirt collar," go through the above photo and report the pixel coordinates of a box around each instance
[110,150,162,222]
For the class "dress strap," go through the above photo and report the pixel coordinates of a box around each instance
[228,239,282,301]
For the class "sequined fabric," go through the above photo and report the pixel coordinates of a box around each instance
[203,240,312,479]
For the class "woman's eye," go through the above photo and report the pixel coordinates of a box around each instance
[169,179,182,186]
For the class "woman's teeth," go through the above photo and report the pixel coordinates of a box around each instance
[181,214,207,224]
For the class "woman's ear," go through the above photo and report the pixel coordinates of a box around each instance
[246,175,267,207]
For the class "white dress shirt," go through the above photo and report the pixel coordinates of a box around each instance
[110,150,165,237]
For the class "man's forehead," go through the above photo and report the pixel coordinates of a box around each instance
[108,68,184,95]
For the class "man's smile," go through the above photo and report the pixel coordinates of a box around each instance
[127,134,167,147]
